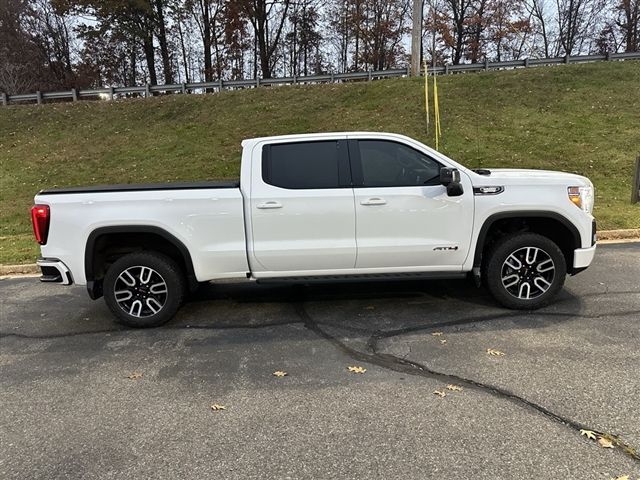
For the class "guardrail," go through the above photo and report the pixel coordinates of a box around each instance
[1,51,639,106]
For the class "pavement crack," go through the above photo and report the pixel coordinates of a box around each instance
[0,328,125,340]
[375,309,640,341]
[294,301,640,464]
[0,319,300,340]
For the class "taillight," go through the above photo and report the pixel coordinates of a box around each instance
[31,204,50,245]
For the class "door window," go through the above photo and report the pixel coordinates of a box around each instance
[356,140,442,187]
[263,141,346,189]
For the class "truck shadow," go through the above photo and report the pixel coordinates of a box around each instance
[175,277,587,336]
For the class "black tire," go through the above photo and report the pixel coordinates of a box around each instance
[103,251,185,327]
[484,233,566,310]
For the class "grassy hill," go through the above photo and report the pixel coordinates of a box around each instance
[1,61,639,264]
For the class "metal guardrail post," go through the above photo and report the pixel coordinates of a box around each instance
[36,91,42,105]
[564,54,570,64]
[368,70,372,81]
[484,58,489,70]
[71,88,78,102]
[1,93,6,106]
[524,58,530,68]
[444,64,449,74]
[109,87,115,101]
[219,78,223,91]
[181,83,186,94]
[145,83,150,97]
[632,157,640,204]
[606,52,612,61]
[256,77,260,88]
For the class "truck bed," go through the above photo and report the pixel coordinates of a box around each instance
[35,181,249,285]
[39,180,240,195]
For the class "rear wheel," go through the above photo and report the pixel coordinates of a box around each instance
[103,251,185,327]
[484,233,566,310]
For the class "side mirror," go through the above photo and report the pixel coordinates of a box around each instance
[446,182,464,197]
[440,167,464,197]
[440,167,460,186]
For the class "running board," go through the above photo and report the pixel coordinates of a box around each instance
[256,271,467,285]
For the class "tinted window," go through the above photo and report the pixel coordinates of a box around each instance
[357,140,441,187]
[263,141,342,189]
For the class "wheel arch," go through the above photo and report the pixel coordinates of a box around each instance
[85,226,198,299]
[473,211,582,275]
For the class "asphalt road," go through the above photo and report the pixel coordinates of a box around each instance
[1,243,639,479]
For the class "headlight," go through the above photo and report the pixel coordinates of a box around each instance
[568,185,594,214]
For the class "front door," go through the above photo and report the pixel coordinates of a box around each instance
[250,138,356,273]
[350,139,474,270]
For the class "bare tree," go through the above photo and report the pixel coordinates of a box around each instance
[485,0,531,61]
[285,0,322,76]
[241,0,291,78]
[423,0,449,66]
[527,0,552,56]
[619,0,639,51]
[1,0,84,93]
[353,0,410,70]
[442,0,477,63]
[153,0,174,83]
[326,0,351,72]
[556,0,606,54]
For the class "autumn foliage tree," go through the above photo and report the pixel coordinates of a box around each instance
[0,0,638,94]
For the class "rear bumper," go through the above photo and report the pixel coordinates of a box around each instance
[573,244,597,269]
[37,258,73,285]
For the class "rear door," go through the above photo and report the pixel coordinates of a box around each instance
[249,139,356,273]
[350,138,474,269]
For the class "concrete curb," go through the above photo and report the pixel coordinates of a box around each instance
[0,264,40,276]
[1,229,638,277]
[596,228,640,241]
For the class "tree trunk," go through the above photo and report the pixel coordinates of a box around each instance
[142,34,158,85]
[202,1,213,82]
[129,42,137,85]
[623,0,640,52]
[154,0,173,84]
[176,18,190,83]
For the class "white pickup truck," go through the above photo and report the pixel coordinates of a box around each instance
[32,132,597,327]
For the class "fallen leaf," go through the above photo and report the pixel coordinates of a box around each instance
[431,332,443,336]
[598,437,614,449]
[272,370,288,377]
[210,404,226,411]
[486,348,505,356]
[127,372,143,380]
[348,366,367,374]
[433,390,447,397]
[446,384,463,391]
[611,475,629,480]
[580,429,597,440]
[440,339,447,344]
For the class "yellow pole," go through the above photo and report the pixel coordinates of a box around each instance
[424,62,429,132]
[433,73,441,150]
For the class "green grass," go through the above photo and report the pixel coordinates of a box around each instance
[1,61,639,264]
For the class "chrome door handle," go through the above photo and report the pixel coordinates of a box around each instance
[256,201,282,209]
[360,197,386,206]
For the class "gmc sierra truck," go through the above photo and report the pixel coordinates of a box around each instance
[32,132,597,327]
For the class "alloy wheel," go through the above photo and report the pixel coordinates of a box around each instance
[500,246,556,300]
[113,266,168,317]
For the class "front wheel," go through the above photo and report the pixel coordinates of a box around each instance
[103,251,185,327]
[484,233,567,310]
